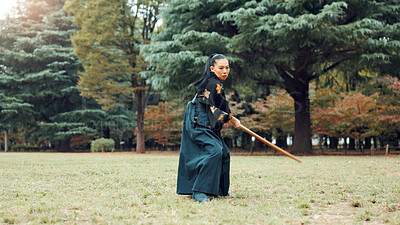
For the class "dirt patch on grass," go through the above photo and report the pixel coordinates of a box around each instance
[308,202,386,225]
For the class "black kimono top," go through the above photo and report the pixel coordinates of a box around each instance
[196,76,232,131]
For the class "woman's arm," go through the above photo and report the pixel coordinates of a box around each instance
[203,79,231,115]
[197,78,235,130]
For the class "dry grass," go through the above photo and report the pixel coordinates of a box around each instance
[0,152,399,224]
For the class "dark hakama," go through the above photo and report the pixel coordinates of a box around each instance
[177,77,231,197]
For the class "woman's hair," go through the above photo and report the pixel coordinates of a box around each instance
[194,53,228,91]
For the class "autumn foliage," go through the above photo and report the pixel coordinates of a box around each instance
[312,92,380,140]
[144,102,183,148]
[312,77,400,144]
[139,78,399,152]
[239,89,294,140]
[141,76,400,151]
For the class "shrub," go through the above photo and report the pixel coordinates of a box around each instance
[90,138,115,152]
[10,144,40,152]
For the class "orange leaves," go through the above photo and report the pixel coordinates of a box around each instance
[144,102,184,146]
[248,89,294,136]
[338,92,378,116]
[311,90,388,139]
[379,76,400,95]
[222,89,295,139]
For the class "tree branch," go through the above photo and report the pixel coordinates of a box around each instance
[254,77,283,87]
[309,59,345,81]
[274,65,296,92]
[295,48,311,74]
[323,59,345,73]
[318,49,357,57]
[274,62,296,77]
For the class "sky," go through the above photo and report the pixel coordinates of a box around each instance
[0,0,19,19]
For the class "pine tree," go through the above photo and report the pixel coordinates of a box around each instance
[141,0,245,95]
[0,94,35,152]
[65,0,162,153]
[0,0,100,151]
[105,108,137,150]
[143,0,400,154]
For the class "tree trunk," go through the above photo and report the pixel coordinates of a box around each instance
[318,136,323,151]
[103,127,110,139]
[276,134,288,149]
[136,101,145,153]
[254,139,264,151]
[364,137,371,150]
[276,64,313,155]
[323,135,328,149]
[4,129,9,152]
[58,138,71,152]
[329,137,338,150]
[135,87,150,154]
[372,137,377,149]
[378,137,384,148]
[291,87,312,154]
[241,132,249,149]
[349,138,355,150]
[390,136,399,147]
[358,139,363,151]
[115,139,120,150]
[127,138,133,149]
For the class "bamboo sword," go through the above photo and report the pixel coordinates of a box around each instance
[239,124,302,163]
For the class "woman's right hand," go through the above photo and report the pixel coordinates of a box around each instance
[229,117,241,129]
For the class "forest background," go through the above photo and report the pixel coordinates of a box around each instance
[0,0,399,155]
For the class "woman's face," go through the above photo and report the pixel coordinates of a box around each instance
[210,58,230,81]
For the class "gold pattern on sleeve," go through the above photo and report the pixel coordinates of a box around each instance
[210,106,217,113]
[217,114,225,121]
[204,89,210,98]
[216,84,222,94]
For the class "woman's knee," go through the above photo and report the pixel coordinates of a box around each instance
[204,145,223,159]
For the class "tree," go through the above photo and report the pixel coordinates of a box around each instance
[141,0,244,96]
[310,85,340,149]
[65,0,162,153]
[143,0,400,154]
[311,76,400,151]
[221,93,245,148]
[105,108,137,150]
[41,109,107,151]
[312,92,380,150]
[250,89,295,149]
[0,94,35,152]
[374,76,400,147]
[219,0,400,154]
[144,101,183,149]
[0,0,98,151]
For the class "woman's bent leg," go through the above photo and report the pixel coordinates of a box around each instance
[192,143,223,196]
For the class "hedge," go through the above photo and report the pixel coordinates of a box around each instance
[90,138,115,152]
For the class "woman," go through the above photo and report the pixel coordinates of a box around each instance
[177,53,241,203]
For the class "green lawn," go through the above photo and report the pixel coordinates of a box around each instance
[0,153,399,224]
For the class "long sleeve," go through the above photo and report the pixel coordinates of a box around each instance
[197,77,232,131]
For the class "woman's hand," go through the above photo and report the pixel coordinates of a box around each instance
[229,116,241,129]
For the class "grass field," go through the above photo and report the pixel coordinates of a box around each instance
[0,152,399,224]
